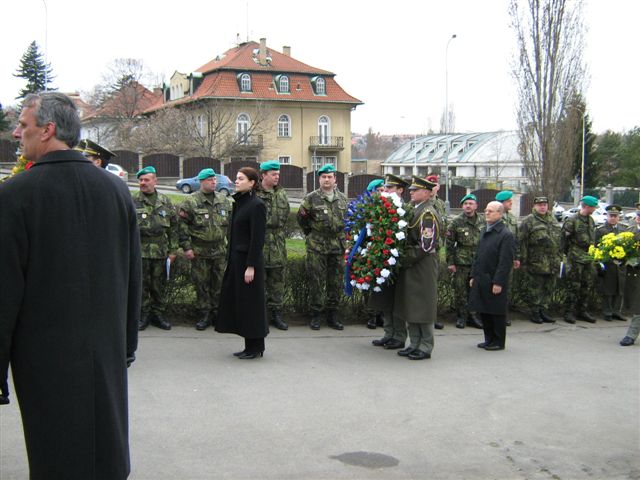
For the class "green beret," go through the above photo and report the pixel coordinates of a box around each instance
[197,168,216,180]
[317,164,337,175]
[384,174,409,189]
[495,190,513,201]
[581,195,598,207]
[260,160,280,172]
[136,166,156,178]
[408,176,436,191]
[605,204,622,214]
[366,179,384,192]
[460,193,477,205]
[533,196,548,204]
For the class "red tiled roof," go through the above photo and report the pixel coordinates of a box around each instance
[145,40,362,113]
[83,82,163,120]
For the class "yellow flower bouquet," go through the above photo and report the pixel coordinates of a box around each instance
[588,231,640,266]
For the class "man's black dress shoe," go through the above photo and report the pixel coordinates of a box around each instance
[152,314,172,330]
[196,313,211,331]
[434,321,444,330]
[383,339,405,350]
[233,350,246,357]
[484,344,504,351]
[372,337,391,346]
[455,317,465,329]
[612,313,627,321]
[238,351,264,359]
[477,342,488,348]
[397,347,415,357]
[620,336,635,346]
[366,317,377,329]
[310,316,321,330]
[408,350,431,360]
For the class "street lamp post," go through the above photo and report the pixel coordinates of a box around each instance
[444,33,457,214]
[580,111,586,199]
[42,0,48,91]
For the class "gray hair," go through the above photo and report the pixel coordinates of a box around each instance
[23,92,81,148]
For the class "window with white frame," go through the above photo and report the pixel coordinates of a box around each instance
[312,155,336,170]
[278,156,291,164]
[318,116,330,145]
[237,113,250,143]
[278,75,289,93]
[315,77,325,95]
[240,73,252,92]
[278,115,291,137]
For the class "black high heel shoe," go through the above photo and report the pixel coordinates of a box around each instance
[237,351,264,359]
[233,350,246,357]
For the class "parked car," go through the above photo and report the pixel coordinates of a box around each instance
[560,206,607,225]
[176,174,235,195]
[106,163,128,182]
[553,202,565,222]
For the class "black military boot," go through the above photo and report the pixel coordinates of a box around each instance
[539,310,555,323]
[271,310,288,331]
[138,314,150,331]
[326,311,344,330]
[530,311,543,324]
[564,312,576,324]
[195,313,211,331]
[310,313,322,330]
[468,313,483,329]
[152,314,172,330]
[455,315,466,329]
[366,315,377,329]
[434,320,444,330]
[577,311,596,323]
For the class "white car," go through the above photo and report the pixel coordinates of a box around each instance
[560,206,607,225]
[106,163,129,182]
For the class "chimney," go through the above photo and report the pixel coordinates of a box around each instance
[283,46,291,57]
[259,38,267,65]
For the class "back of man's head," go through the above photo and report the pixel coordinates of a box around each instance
[23,92,81,148]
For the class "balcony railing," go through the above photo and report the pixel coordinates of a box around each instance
[308,136,344,150]
[230,134,264,150]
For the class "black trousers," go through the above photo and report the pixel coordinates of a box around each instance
[244,337,265,353]
[480,313,507,348]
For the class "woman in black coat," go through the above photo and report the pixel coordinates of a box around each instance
[216,167,268,358]
[469,201,515,350]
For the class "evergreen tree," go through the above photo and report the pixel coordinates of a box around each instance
[14,41,55,99]
[0,103,9,133]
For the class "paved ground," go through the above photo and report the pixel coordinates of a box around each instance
[1,319,639,479]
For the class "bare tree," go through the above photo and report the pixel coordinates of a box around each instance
[509,0,586,199]
[439,105,456,134]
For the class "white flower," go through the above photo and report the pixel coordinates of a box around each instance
[395,231,406,241]
[350,280,356,286]
[373,286,382,293]
[360,248,368,257]
[388,257,397,266]
[390,248,399,257]
[362,283,370,290]
[376,276,386,284]
[398,220,408,229]
[380,268,391,278]
[353,234,359,243]
[355,283,363,290]
[397,207,406,217]
[391,194,402,208]
[381,192,391,198]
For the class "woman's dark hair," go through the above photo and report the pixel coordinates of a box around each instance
[238,167,260,191]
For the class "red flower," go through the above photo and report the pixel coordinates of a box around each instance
[25,162,34,170]
[374,268,381,276]
[365,275,372,282]
[357,278,365,284]
[391,217,398,222]
[386,229,393,236]
[383,249,390,255]
[388,209,397,214]
[384,237,394,245]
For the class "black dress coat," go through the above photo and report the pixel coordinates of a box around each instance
[469,221,515,315]
[216,190,268,339]
[0,150,141,480]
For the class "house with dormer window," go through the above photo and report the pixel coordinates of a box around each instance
[146,38,362,172]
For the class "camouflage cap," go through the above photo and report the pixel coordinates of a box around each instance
[197,168,216,180]
[460,193,477,205]
[260,160,280,172]
[533,196,549,204]
[495,190,513,201]
[136,166,157,178]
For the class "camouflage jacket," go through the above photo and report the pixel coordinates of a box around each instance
[257,185,289,267]
[561,212,595,265]
[297,187,348,255]
[178,190,232,258]
[519,211,561,274]
[132,190,179,259]
[446,212,485,266]
[433,196,447,250]
[503,211,520,259]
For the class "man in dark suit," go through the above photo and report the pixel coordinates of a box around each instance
[469,201,516,351]
[0,92,141,479]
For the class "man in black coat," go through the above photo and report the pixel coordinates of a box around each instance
[469,201,515,351]
[0,92,141,479]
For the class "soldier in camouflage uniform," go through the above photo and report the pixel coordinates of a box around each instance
[446,193,485,329]
[496,190,520,325]
[132,166,178,330]
[297,164,348,330]
[257,160,290,331]
[178,168,232,331]
[595,205,629,321]
[518,196,561,323]
[560,195,599,324]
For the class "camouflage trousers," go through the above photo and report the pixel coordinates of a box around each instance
[452,265,473,317]
[624,315,640,340]
[523,271,554,314]
[306,250,344,315]
[265,266,285,311]
[190,256,226,317]
[142,258,168,316]
[564,261,595,314]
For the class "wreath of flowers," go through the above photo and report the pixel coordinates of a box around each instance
[589,231,640,267]
[1,155,33,183]
[344,190,408,295]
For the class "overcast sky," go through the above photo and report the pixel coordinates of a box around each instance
[1,0,637,135]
